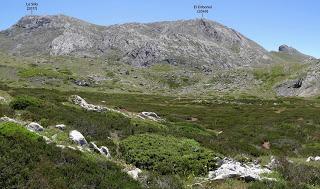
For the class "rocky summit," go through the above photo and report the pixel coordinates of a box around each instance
[0,14,270,68]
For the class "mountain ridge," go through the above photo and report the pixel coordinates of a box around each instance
[0,14,271,69]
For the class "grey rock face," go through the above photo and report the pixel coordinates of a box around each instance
[0,15,271,69]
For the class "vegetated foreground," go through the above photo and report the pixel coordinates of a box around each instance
[0,84,319,189]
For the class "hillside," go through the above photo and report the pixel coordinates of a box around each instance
[0,15,319,97]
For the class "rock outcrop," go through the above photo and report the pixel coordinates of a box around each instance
[138,112,162,121]
[306,156,320,162]
[208,158,272,181]
[69,130,87,146]
[278,45,315,60]
[279,45,301,55]
[70,95,107,112]
[0,116,25,125]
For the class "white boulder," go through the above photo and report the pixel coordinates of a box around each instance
[138,112,161,121]
[209,158,271,181]
[89,142,111,157]
[69,130,87,146]
[55,124,66,130]
[27,122,44,132]
[306,156,320,162]
[127,168,142,180]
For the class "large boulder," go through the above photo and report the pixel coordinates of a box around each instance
[27,122,44,132]
[69,130,87,146]
[208,158,271,181]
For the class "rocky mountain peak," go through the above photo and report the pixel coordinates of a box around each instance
[13,14,94,30]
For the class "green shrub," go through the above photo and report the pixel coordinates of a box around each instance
[120,134,218,175]
[9,95,42,110]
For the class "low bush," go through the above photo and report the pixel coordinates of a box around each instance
[120,134,218,175]
[9,95,42,110]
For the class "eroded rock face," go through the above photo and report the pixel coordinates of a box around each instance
[69,130,87,146]
[70,95,107,112]
[27,122,44,132]
[208,158,271,181]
